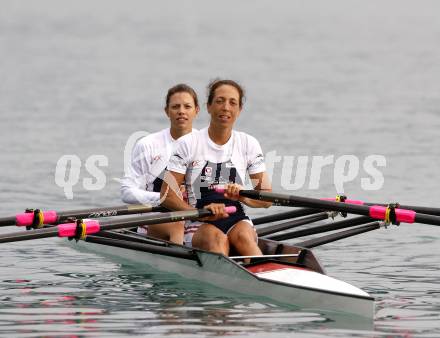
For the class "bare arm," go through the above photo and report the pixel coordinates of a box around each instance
[244,171,272,208]
[224,171,272,208]
[160,171,194,211]
[160,170,230,220]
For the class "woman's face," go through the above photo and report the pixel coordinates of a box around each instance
[207,85,241,128]
[165,92,199,131]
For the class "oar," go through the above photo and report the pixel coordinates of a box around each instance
[0,207,236,244]
[0,204,165,228]
[251,208,322,226]
[264,215,372,241]
[323,197,440,217]
[257,212,332,237]
[232,189,440,226]
[294,222,382,248]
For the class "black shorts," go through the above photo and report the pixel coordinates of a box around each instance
[209,214,251,234]
[195,197,251,234]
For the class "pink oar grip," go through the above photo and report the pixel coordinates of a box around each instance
[57,220,101,237]
[224,206,237,214]
[214,186,226,193]
[321,198,364,205]
[345,199,365,205]
[369,206,416,223]
[15,211,58,226]
[369,206,386,220]
[395,209,416,223]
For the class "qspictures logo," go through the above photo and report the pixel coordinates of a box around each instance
[54,131,386,200]
[54,131,148,199]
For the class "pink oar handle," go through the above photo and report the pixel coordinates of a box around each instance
[57,220,101,237]
[224,206,237,214]
[16,211,58,227]
[369,206,416,223]
[344,199,365,205]
[214,185,227,193]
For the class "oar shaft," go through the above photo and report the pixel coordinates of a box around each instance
[56,204,164,221]
[0,208,225,244]
[97,209,211,231]
[414,213,440,226]
[0,227,58,243]
[241,190,371,216]
[0,216,16,227]
[252,208,320,225]
[265,216,372,241]
[240,190,440,226]
[0,204,163,228]
[257,212,330,237]
[295,222,381,248]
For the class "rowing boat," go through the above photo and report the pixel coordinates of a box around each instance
[70,229,374,319]
[11,191,439,320]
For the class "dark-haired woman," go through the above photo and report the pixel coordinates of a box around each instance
[161,79,271,255]
[121,84,199,244]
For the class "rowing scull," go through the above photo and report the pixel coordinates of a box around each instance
[70,230,374,319]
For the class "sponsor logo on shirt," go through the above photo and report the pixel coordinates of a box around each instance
[249,153,265,169]
[170,153,187,168]
[205,167,212,177]
[190,160,205,169]
[151,155,162,164]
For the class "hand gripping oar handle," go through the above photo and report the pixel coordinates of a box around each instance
[214,186,227,193]
[238,190,440,226]
[214,186,244,195]
[0,207,237,244]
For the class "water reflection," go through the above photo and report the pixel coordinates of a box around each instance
[1,225,439,337]
[0,258,375,337]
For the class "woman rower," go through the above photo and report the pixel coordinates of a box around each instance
[121,84,199,244]
[161,79,271,255]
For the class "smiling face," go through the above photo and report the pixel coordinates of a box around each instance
[207,84,242,129]
[165,91,199,135]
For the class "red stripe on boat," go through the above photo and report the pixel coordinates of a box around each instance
[246,262,308,274]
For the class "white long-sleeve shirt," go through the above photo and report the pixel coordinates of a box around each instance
[121,128,193,205]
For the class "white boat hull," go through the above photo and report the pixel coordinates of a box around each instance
[70,235,374,319]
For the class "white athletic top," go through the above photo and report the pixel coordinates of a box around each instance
[121,128,196,206]
[167,127,266,238]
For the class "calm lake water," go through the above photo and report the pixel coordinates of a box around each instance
[1,0,439,337]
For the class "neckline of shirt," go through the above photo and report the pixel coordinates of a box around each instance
[204,127,234,151]
[166,128,198,143]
